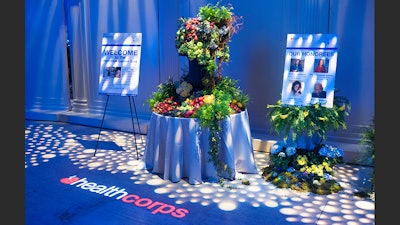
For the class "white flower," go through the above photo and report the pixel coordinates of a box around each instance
[176,81,193,97]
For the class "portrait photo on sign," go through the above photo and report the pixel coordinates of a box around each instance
[311,82,327,98]
[314,58,329,73]
[290,58,304,72]
[103,66,122,78]
[289,80,303,98]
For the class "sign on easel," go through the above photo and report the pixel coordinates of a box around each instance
[280,33,338,108]
[98,33,142,96]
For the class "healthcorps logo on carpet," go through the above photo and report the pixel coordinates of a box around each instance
[60,175,189,218]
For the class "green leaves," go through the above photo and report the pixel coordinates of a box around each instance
[198,3,233,26]
[267,97,351,141]
[175,2,240,77]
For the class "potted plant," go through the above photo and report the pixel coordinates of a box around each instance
[262,91,351,194]
[354,116,375,198]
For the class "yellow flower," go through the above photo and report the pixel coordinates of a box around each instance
[339,103,346,111]
[318,117,326,121]
[303,111,309,117]
[203,94,215,104]
[280,114,288,119]
[296,155,308,166]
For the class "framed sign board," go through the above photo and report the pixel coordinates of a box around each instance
[280,33,338,108]
[98,33,142,96]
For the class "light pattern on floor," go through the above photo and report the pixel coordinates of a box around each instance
[25,121,375,224]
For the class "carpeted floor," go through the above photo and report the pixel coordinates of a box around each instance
[25,120,375,225]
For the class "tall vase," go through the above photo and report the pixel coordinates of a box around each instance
[289,131,321,150]
[186,59,206,91]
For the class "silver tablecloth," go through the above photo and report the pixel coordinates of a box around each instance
[143,110,258,184]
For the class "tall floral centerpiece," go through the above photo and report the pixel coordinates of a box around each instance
[175,2,242,91]
[147,2,248,179]
[262,93,351,194]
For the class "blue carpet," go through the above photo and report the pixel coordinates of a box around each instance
[25,120,375,225]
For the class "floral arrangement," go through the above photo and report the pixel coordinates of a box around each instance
[175,2,242,89]
[147,76,248,120]
[262,140,344,195]
[262,92,351,194]
[147,2,248,179]
[266,93,351,142]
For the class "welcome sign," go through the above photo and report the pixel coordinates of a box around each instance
[98,33,142,96]
[280,33,338,108]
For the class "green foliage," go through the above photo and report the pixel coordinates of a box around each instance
[358,116,375,193]
[146,77,177,109]
[214,76,249,107]
[266,94,351,141]
[175,2,241,77]
[359,116,375,164]
[198,2,233,25]
[196,91,232,127]
[264,91,350,194]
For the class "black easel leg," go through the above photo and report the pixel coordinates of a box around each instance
[131,97,144,142]
[94,95,109,156]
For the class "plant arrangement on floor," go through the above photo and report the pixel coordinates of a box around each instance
[147,2,249,180]
[262,92,351,194]
[354,116,375,198]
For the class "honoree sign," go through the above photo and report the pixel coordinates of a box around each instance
[98,33,142,96]
[280,33,338,108]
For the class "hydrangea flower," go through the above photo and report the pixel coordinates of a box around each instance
[285,146,297,156]
[176,81,193,97]
[287,167,295,173]
[323,173,334,180]
[277,152,286,158]
[270,142,283,155]
[318,145,344,158]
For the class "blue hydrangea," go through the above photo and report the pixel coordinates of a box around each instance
[285,146,297,156]
[271,142,283,155]
[318,145,344,158]
[323,173,334,180]
[287,167,295,173]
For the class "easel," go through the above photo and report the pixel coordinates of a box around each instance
[93,95,143,159]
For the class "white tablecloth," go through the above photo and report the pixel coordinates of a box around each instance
[143,110,258,184]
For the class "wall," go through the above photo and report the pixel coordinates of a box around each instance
[25,0,374,143]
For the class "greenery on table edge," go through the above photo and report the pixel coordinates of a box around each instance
[146,2,248,182]
[262,92,352,194]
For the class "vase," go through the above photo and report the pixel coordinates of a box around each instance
[185,59,207,91]
[289,131,321,150]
